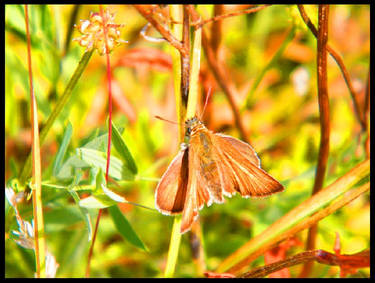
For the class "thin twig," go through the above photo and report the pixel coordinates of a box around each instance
[193,5,270,29]
[300,5,330,278]
[240,248,369,278]
[189,5,249,143]
[133,5,188,57]
[241,250,316,278]
[297,5,366,131]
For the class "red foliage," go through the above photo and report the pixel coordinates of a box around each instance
[315,233,370,278]
[264,237,303,278]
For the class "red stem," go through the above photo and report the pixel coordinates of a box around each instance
[85,5,113,277]
[300,5,330,277]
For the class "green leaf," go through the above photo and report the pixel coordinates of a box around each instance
[79,195,118,209]
[44,206,84,229]
[112,122,138,175]
[53,121,73,176]
[68,172,93,241]
[82,132,108,152]
[101,185,127,203]
[108,205,148,252]
[76,148,135,181]
[56,155,88,180]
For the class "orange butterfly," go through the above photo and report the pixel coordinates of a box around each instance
[155,116,284,233]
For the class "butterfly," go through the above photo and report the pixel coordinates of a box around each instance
[155,116,284,234]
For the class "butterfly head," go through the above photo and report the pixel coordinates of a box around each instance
[184,116,204,144]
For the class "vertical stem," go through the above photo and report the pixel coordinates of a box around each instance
[190,220,206,276]
[86,5,113,277]
[300,5,330,278]
[211,5,224,55]
[164,5,203,277]
[180,5,191,108]
[25,4,46,278]
[297,5,365,131]
[164,5,184,277]
[165,215,182,277]
[170,5,184,141]
[186,21,202,119]
[189,6,249,143]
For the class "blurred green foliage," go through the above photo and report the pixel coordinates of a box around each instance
[5,4,369,278]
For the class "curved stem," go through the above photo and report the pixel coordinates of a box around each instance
[300,5,330,277]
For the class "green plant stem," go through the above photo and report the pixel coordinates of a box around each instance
[216,159,369,274]
[25,5,46,277]
[165,215,183,277]
[186,22,201,119]
[19,49,94,184]
[163,5,184,277]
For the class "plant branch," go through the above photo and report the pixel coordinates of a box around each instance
[189,5,249,143]
[193,5,270,29]
[85,5,114,277]
[210,5,224,55]
[25,5,46,278]
[164,5,187,277]
[133,5,188,57]
[216,159,369,274]
[240,247,369,278]
[300,5,330,277]
[297,5,366,131]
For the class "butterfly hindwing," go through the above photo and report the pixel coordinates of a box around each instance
[155,149,189,215]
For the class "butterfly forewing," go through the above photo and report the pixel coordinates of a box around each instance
[216,134,261,167]
[155,148,189,215]
[213,134,284,197]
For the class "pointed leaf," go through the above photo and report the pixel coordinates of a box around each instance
[52,121,73,176]
[108,205,148,252]
[111,122,138,174]
[77,148,135,180]
[79,195,118,209]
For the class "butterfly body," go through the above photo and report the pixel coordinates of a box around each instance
[155,116,284,233]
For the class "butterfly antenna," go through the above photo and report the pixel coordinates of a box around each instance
[155,115,178,125]
[200,86,212,120]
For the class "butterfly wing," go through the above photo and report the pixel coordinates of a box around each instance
[155,148,189,215]
[217,134,261,167]
[180,144,201,233]
[213,133,284,197]
[190,129,225,204]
